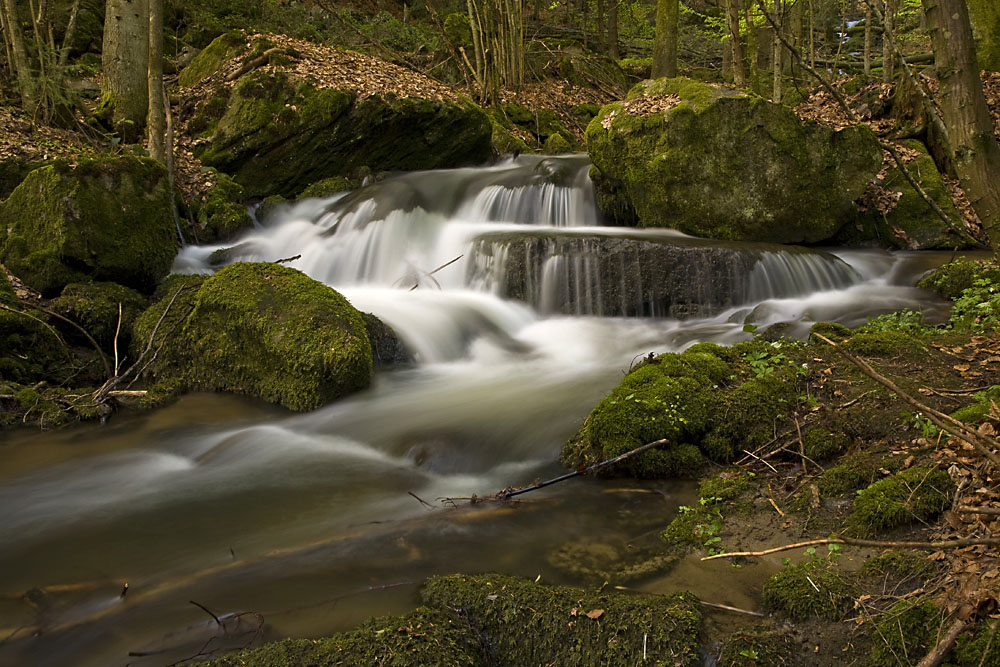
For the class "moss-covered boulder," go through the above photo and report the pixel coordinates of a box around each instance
[839,140,969,249]
[132,263,372,411]
[0,273,70,385]
[847,467,955,537]
[917,258,1000,301]
[0,157,176,296]
[184,34,492,198]
[762,557,854,621]
[48,281,147,350]
[868,597,945,666]
[586,77,882,243]
[185,169,253,243]
[969,0,1000,72]
[718,623,796,666]
[197,606,482,666]
[562,340,806,477]
[0,156,50,201]
[421,573,702,666]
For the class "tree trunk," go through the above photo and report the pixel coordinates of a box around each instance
[864,4,871,76]
[607,0,618,59]
[102,0,149,141]
[746,0,759,91]
[883,0,895,82]
[2,0,36,111]
[146,0,165,163]
[596,0,605,52]
[728,0,746,86]
[772,0,782,101]
[651,0,678,78]
[922,0,1000,250]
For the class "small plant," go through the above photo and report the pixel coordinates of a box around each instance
[951,276,1000,333]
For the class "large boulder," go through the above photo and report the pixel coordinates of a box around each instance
[0,157,176,296]
[132,263,372,411]
[586,77,883,244]
[181,33,492,198]
[838,140,971,249]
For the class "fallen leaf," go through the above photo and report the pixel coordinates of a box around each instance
[955,364,971,372]
[586,609,604,620]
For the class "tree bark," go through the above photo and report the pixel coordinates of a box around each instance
[102,0,149,141]
[607,0,618,58]
[864,4,871,76]
[883,0,895,82]
[651,0,678,78]
[2,0,36,111]
[772,0,782,101]
[146,0,164,162]
[922,0,1000,251]
[728,0,746,86]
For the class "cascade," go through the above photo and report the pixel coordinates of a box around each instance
[0,154,959,667]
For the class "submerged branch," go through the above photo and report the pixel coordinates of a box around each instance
[701,535,1000,561]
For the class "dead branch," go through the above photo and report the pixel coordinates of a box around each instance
[701,536,1000,561]
[956,506,1000,516]
[612,585,766,616]
[812,333,1000,469]
[226,47,292,82]
[189,600,221,626]
[916,617,969,667]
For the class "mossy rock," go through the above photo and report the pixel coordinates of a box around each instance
[186,169,253,243]
[189,35,492,197]
[543,132,574,154]
[0,156,51,200]
[918,259,1000,301]
[839,140,969,250]
[952,620,1000,667]
[0,276,74,385]
[842,329,922,358]
[420,573,702,666]
[178,29,246,88]
[717,622,796,666]
[361,312,412,368]
[801,427,851,461]
[762,557,854,621]
[48,281,147,350]
[132,263,372,411]
[869,597,945,666]
[195,606,483,666]
[860,550,939,580]
[818,454,885,497]
[0,157,176,296]
[586,77,882,243]
[563,342,806,478]
[847,467,955,537]
[298,176,362,200]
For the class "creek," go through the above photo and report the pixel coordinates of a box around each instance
[0,155,965,666]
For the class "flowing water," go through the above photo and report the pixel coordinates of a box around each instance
[0,155,971,666]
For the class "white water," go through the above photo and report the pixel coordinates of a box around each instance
[0,154,961,666]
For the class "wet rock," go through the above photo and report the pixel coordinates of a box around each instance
[586,77,883,243]
[469,230,858,319]
[0,157,176,296]
[132,263,372,411]
[361,312,413,368]
[48,281,148,351]
[184,169,253,243]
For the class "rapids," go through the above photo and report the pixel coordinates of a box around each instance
[0,155,966,665]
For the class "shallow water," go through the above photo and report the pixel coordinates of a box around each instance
[0,155,976,665]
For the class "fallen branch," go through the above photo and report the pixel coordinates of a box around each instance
[226,47,292,81]
[813,333,1000,469]
[916,617,969,667]
[956,506,1000,516]
[701,535,1000,561]
[613,586,766,617]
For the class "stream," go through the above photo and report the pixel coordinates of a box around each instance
[0,154,968,666]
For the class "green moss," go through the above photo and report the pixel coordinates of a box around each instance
[969,0,1000,72]
[197,606,483,666]
[718,623,796,666]
[847,467,955,537]
[842,330,921,357]
[543,132,573,155]
[860,550,938,580]
[188,170,252,243]
[49,282,147,350]
[0,157,177,296]
[869,597,945,666]
[298,176,361,199]
[442,12,472,48]
[951,385,1000,423]
[420,573,702,666]
[809,321,852,341]
[700,470,756,502]
[132,263,372,411]
[490,115,532,155]
[952,620,1000,667]
[179,30,245,88]
[762,558,853,621]
[802,427,851,461]
[918,259,1000,301]
[818,454,884,497]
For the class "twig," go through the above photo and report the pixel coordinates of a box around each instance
[916,617,969,667]
[613,586,765,617]
[838,389,875,409]
[226,47,290,81]
[795,416,808,474]
[767,482,786,517]
[743,448,779,473]
[189,600,222,626]
[701,536,1000,561]
[274,254,301,264]
[956,506,1000,516]
[813,333,1000,469]
[408,254,463,291]
[407,491,435,509]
